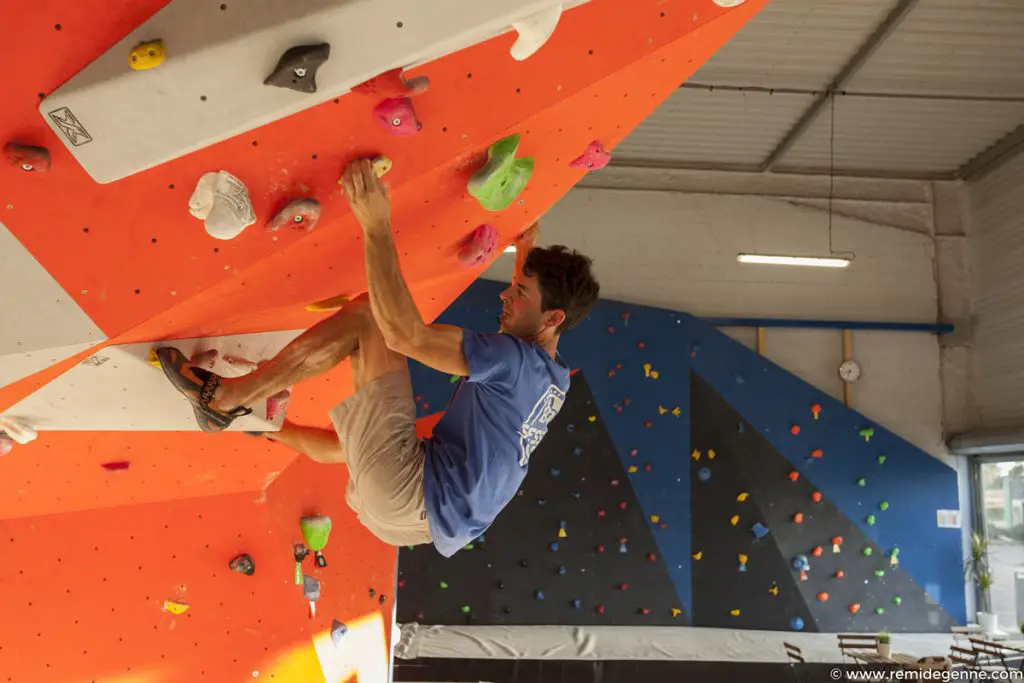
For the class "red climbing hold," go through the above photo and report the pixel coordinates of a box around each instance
[811,491,823,503]
[4,142,51,173]
[810,448,823,459]
[831,536,844,546]
[636,341,645,349]
[644,463,653,473]
[835,570,845,579]
[647,552,657,562]
[659,522,667,529]
[619,583,629,591]
[618,501,628,510]
[848,603,861,614]
[398,579,407,588]
[416,612,426,621]
[597,509,606,517]
[373,97,422,136]
[570,140,612,171]
[790,425,801,436]
[596,545,605,553]
[101,461,131,471]
[596,605,605,614]
[639,607,651,616]
[457,224,499,267]
[788,471,800,482]
[812,546,824,557]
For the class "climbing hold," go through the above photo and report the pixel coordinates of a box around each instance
[618,583,629,591]
[691,449,702,461]
[618,501,628,510]
[352,68,430,98]
[734,373,746,385]
[873,569,885,578]
[810,449,823,459]
[650,515,660,523]
[570,491,581,499]
[799,570,808,581]
[769,583,780,597]
[129,39,166,70]
[558,566,567,575]
[791,555,810,571]
[790,617,804,631]
[463,543,475,551]
[835,570,845,579]
[549,542,559,552]
[496,580,505,589]
[373,97,422,136]
[644,420,653,429]
[303,575,321,602]
[862,547,873,556]
[659,522,668,529]
[737,492,750,502]
[627,466,637,474]
[832,536,844,553]
[460,605,471,614]
[467,134,534,211]
[558,528,567,539]
[3,142,51,173]
[596,509,606,517]
[730,609,741,617]
[644,463,653,473]
[229,553,255,576]
[892,596,902,606]
[189,170,257,240]
[162,599,189,615]
[100,461,131,471]
[596,545,605,553]
[750,523,770,539]
[848,603,861,614]
[877,454,887,465]
[398,579,407,589]
[574,446,583,456]
[537,498,547,505]
[609,479,618,487]
[305,294,350,312]
[636,341,645,349]
[457,224,499,267]
[266,198,321,233]
[866,514,876,525]
[264,43,331,93]
[588,415,597,422]
[371,155,393,177]
[572,599,582,609]
[330,619,348,646]
[639,607,651,616]
[737,553,748,566]
[790,425,801,436]
[708,449,717,460]
[792,512,804,524]
[265,389,291,422]
[618,543,627,554]
[0,434,13,457]
[739,422,745,433]
[622,312,631,325]
[874,607,885,616]
[811,404,822,420]
[671,608,683,618]
[439,581,449,589]
[812,491,823,503]
[692,551,703,560]
[299,516,332,567]
[857,477,867,487]
[859,427,875,443]
[658,405,668,416]
[643,363,653,377]
[788,471,800,482]
[817,592,829,602]
[570,140,612,171]
[730,515,740,526]
[596,605,605,614]
[698,467,712,482]
[550,467,561,477]
[812,546,824,557]
[879,500,890,511]
[672,406,681,417]
[567,424,575,433]
[647,552,657,563]
[535,590,545,600]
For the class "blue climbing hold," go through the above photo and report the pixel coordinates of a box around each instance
[477,535,486,543]
[558,566,567,575]
[566,424,575,433]
[550,467,561,477]
[750,522,771,539]
[735,373,745,385]
[570,491,581,499]
[537,498,547,506]
[790,617,805,631]
[572,599,582,610]
[535,590,545,600]
[618,543,627,554]
[698,467,712,482]
[573,446,582,456]
[559,520,567,529]
[791,554,810,571]
[738,564,747,573]
[550,542,559,552]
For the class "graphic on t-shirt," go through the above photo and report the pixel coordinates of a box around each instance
[518,384,566,466]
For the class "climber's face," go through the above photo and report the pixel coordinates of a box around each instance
[498,273,562,343]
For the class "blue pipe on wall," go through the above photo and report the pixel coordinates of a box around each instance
[700,317,953,335]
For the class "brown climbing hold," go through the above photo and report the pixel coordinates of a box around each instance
[4,142,51,173]
[264,43,331,93]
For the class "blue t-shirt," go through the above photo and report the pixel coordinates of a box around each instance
[422,331,570,557]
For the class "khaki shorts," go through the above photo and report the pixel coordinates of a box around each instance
[329,370,433,547]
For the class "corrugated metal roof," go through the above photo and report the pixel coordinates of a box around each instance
[776,95,1024,174]
[693,0,894,90]
[614,87,811,166]
[847,0,1024,98]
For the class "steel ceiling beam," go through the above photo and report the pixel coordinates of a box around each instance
[955,124,1024,181]
[758,0,923,172]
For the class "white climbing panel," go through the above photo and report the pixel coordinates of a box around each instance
[2,330,306,431]
[40,0,590,184]
[0,221,107,388]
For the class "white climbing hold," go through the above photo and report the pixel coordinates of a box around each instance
[0,416,37,445]
[189,171,256,240]
[510,5,564,61]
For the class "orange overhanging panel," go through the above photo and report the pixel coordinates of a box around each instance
[0,0,768,680]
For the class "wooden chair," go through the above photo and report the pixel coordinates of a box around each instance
[948,644,979,671]
[837,634,879,671]
[969,638,1015,673]
[783,642,806,682]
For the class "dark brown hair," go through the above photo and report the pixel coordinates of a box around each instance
[523,245,600,334]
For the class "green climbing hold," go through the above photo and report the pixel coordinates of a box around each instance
[874,569,885,578]
[890,547,900,557]
[862,547,873,556]
[875,607,885,615]
[866,514,876,525]
[892,596,902,606]
[460,605,471,614]
[467,134,535,211]
[879,501,889,511]
[877,454,886,465]
[450,374,461,383]
[463,544,475,550]
[857,477,867,487]
[439,581,449,589]
[299,515,332,552]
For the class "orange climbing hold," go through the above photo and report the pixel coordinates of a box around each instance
[835,570,845,579]
[812,546,823,557]
[790,425,801,435]
[817,592,829,602]
[708,449,717,460]
[811,404,822,420]
[810,448,823,459]
[792,512,804,524]
[849,603,861,614]
[811,491,823,503]
[788,471,800,482]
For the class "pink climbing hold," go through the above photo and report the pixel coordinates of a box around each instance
[618,501,628,510]
[457,224,499,267]
[569,141,611,171]
[266,389,291,422]
[373,97,422,136]
[266,198,321,233]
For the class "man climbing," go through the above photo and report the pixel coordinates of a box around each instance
[156,159,600,557]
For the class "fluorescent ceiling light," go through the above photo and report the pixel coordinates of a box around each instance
[503,245,517,253]
[737,254,851,268]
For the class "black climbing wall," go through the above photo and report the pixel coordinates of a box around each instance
[690,373,955,633]
[397,372,686,625]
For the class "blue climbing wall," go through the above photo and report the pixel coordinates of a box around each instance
[401,279,965,630]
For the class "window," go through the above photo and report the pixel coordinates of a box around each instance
[977,459,1024,633]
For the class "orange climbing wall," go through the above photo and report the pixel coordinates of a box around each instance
[0,0,769,680]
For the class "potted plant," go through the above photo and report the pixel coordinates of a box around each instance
[877,630,891,658]
[964,532,997,634]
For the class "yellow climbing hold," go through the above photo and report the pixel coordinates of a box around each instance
[588,415,597,422]
[306,294,350,312]
[650,370,660,379]
[129,39,167,70]
[736,492,749,502]
[558,528,567,539]
[692,551,703,561]
[658,405,668,415]
[737,553,748,565]
[708,449,717,460]
[691,449,701,461]
[671,406,681,417]
[163,599,189,615]
[372,155,393,177]
[628,465,637,473]
[768,583,779,597]
[730,515,739,526]
[650,514,660,523]
[671,608,682,618]
[730,609,741,617]
[643,363,652,377]
[147,348,162,368]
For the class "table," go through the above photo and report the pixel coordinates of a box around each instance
[850,652,950,671]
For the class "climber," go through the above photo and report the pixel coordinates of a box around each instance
[155,159,599,556]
